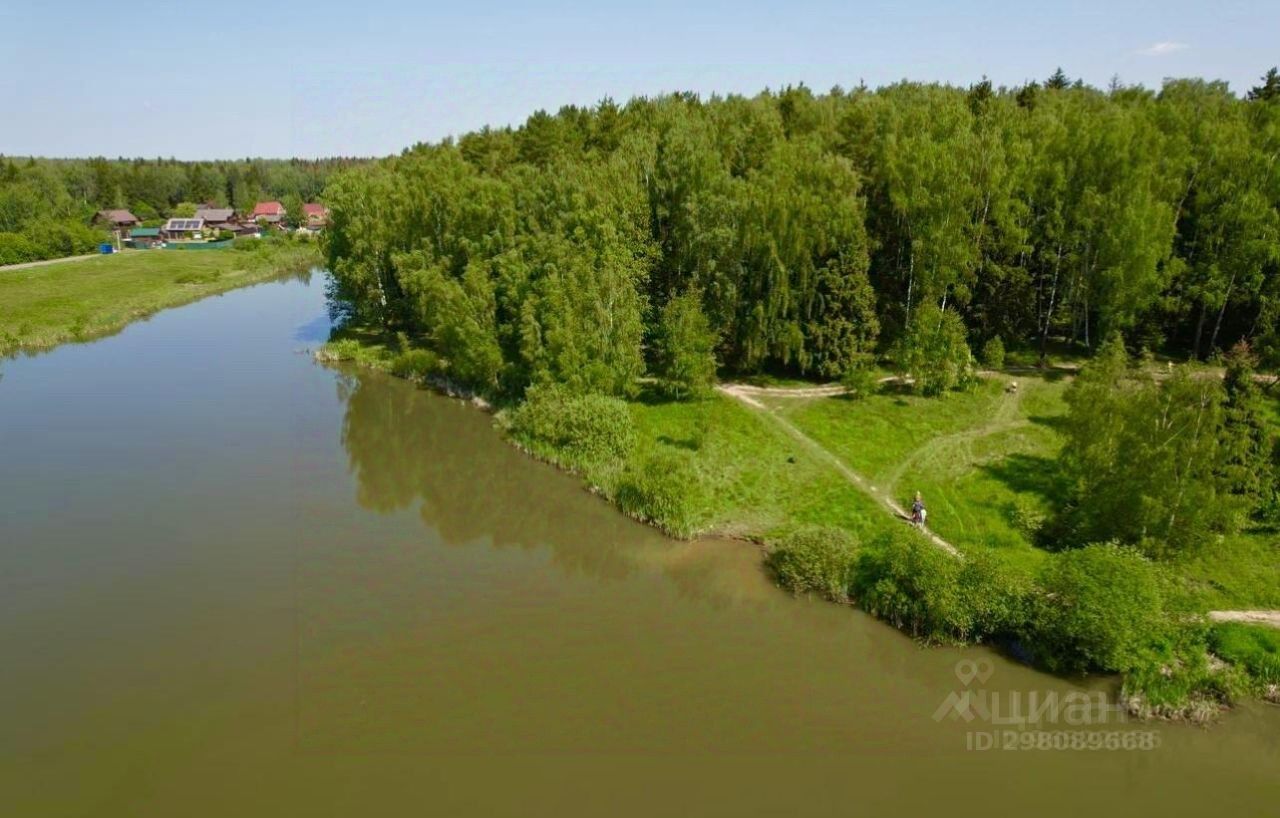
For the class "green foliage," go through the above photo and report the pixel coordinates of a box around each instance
[839,355,881,399]
[1026,543,1166,673]
[653,290,718,399]
[324,338,363,361]
[614,451,699,537]
[849,529,1026,643]
[980,336,1005,370]
[1122,624,1244,719]
[506,385,636,467]
[766,526,860,600]
[1209,623,1280,684]
[1056,336,1238,556]
[389,348,442,381]
[894,304,975,396]
[1219,341,1277,514]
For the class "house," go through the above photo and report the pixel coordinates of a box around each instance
[126,227,162,248]
[250,201,287,227]
[301,203,329,229]
[92,209,141,234]
[194,207,239,231]
[162,217,206,240]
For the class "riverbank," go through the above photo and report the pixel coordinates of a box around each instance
[0,240,321,356]
[317,332,1280,722]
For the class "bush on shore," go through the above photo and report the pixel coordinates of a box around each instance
[506,384,636,469]
[1024,542,1166,673]
[614,451,699,537]
[390,348,443,381]
[849,527,1008,642]
[767,527,860,601]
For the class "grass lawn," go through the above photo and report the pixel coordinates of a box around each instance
[0,242,320,355]
[620,390,897,540]
[779,372,1280,609]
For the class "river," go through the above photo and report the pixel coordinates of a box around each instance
[2,274,1277,817]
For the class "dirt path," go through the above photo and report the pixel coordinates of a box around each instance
[879,384,1027,500]
[716,383,961,557]
[719,379,1280,629]
[0,252,120,272]
[1207,610,1280,629]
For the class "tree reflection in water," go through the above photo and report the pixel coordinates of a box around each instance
[335,366,778,608]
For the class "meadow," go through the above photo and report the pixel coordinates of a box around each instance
[0,241,320,356]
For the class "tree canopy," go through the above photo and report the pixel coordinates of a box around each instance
[321,72,1280,400]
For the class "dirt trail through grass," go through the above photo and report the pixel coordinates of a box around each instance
[717,383,961,557]
[719,379,1280,628]
[878,383,1028,500]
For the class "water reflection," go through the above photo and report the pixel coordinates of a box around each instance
[334,365,779,609]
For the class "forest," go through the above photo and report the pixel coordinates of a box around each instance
[323,68,1280,398]
[0,156,364,264]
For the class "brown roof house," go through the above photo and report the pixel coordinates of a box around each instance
[92,209,141,234]
[194,207,239,230]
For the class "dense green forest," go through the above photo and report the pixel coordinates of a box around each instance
[324,69,1280,395]
[0,156,363,264]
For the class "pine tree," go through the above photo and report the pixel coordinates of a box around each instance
[1220,341,1275,512]
[1247,67,1280,101]
[1045,68,1070,90]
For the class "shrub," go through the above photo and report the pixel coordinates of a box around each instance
[507,384,636,467]
[324,338,363,361]
[850,531,1032,643]
[839,355,881,400]
[850,529,971,642]
[389,348,442,381]
[1009,496,1046,538]
[0,232,37,265]
[1025,543,1165,673]
[767,527,860,601]
[956,551,1034,637]
[614,451,698,537]
[981,336,1006,370]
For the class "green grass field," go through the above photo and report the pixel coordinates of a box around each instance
[778,371,1280,609]
[620,390,899,539]
[0,243,320,355]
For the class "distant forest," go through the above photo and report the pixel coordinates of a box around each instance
[0,156,367,264]
[323,68,1280,398]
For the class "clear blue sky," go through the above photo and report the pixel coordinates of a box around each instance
[2,0,1273,159]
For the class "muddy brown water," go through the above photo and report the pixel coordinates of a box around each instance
[2,275,1277,817]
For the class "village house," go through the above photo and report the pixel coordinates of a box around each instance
[161,217,206,241]
[302,203,329,229]
[193,207,239,231]
[126,227,162,248]
[250,201,287,228]
[92,209,141,235]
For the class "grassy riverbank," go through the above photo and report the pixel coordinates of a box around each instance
[0,240,321,356]
[320,332,1280,720]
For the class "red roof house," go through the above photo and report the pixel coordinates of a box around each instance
[301,203,329,228]
[250,201,287,224]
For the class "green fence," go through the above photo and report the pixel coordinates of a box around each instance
[166,240,233,251]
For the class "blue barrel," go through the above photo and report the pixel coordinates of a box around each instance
[99,243,114,254]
